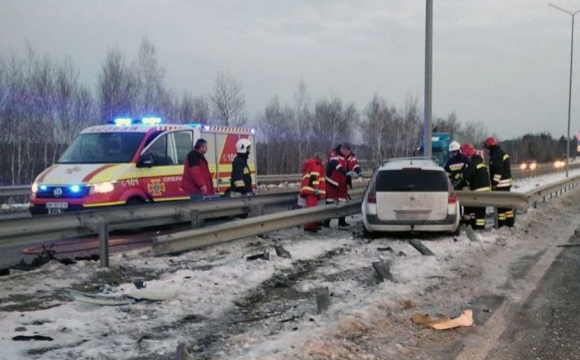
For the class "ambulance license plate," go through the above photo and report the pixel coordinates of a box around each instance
[46,202,68,209]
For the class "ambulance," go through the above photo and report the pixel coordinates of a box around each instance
[30,117,257,215]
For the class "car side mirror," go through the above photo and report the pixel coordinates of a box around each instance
[137,153,154,168]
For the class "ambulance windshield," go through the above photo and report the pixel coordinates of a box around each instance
[58,132,145,164]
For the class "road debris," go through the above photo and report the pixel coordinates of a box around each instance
[411,309,474,330]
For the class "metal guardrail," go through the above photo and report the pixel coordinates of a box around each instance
[151,174,580,255]
[153,201,361,255]
[0,185,30,198]
[2,162,578,200]
[0,187,366,249]
[0,175,305,199]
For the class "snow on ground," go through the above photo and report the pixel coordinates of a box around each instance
[512,167,580,193]
[1,171,580,360]
[0,230,350,360]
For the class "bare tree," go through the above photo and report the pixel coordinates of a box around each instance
[134,38,169,116]
[293,80,311,161]
[210,72,247,126]
[256,97,295,174]
[460,121,489,148]
[177,92,210,123]
[98,49,137,121]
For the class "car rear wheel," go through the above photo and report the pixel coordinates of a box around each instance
[363,226,380,239]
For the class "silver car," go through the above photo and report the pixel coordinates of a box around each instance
[361,157,460,235]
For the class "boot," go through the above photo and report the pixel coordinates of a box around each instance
[338,217,350,227]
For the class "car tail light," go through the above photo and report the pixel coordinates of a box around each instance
[367,181,377,204]
[447,180,457,205]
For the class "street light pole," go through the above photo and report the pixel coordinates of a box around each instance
[423,0,433,157]
[549,3,580,178]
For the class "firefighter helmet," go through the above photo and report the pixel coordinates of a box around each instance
[236,138,252,153]
[449,141,461,152]
[460,143,476,158]
[483,137,498,148]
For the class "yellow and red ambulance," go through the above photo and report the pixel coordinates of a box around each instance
[30,117,257,215]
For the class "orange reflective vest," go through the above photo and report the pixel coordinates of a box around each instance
[300,158,326,198]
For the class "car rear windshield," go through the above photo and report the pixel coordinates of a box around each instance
[375,169,448,192]
[58,132,145,164]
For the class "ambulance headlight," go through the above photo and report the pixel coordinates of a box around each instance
[31,182,38,194]
[90,182,116,195]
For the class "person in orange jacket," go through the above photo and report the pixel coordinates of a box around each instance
[300,153,326,232]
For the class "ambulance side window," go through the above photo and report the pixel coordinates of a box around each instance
[174,131,193,165]
[143,134,172,166]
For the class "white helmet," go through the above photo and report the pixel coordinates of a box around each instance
[236,138,252,153]
[449,141,461,152]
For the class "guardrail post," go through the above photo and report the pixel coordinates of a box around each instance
[178,209,202,228]
[190,210,201,228]
[98,219,109,268]
[493,207,499,229]
[255,204,265,216]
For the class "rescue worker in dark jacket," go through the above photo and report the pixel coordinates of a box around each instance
[444,140,468,224]
[484,137,514,227]
[182,139,216,201]
[455,143,491,230]
[444,141,466,188]
[323,143,363,227]
[229,138,253,196]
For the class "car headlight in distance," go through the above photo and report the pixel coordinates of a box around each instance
[90,182,116,195]
[529,162,537,170]
[31,182,38,194]
[520,163,527,170]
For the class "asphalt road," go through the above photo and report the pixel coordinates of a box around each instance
[485,237,580,360]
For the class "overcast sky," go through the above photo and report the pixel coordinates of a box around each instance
[2,0,580,139]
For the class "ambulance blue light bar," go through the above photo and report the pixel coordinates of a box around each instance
[114,118,132,126]
[141,117,162,126]
[69,185,81,193]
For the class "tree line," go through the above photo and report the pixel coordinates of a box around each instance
[0,39,562,185]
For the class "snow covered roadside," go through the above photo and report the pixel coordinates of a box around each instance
[0,231,350,360]
[512,167,580,193]
[221,191,580,359]
[2,172,580,360]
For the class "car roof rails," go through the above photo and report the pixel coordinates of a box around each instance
[381,156,439,166]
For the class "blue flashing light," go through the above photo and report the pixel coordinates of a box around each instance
[188,123,201,128]
[204,125,211,131]
[114,118,133,126]
[141,117,162,126]
[40,185,48,191]
[69,185,81,193]
[250,128,256,134]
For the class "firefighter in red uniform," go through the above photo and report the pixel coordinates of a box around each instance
[182,139,216,201]
[300,153,326,232]
[323,143,363,227]
[455,143,492,230]
[483,137,514,227]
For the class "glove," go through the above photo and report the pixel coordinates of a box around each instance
[346,171,353,177]
[314,188,320,196]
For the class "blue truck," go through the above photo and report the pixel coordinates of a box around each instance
[416,132,452,166]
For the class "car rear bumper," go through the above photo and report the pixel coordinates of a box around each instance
[363,213,459,232]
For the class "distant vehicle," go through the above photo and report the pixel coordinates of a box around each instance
[554,160,566,168]
[361,157,460,236]
[30,117,257,215]
[519,160,537,170]
[416,132,452,166]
